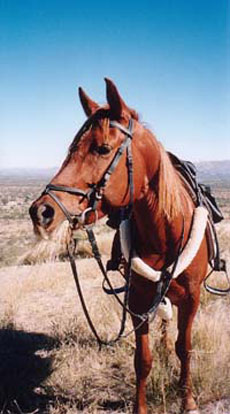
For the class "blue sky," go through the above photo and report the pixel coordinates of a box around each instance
[0,0,229,168]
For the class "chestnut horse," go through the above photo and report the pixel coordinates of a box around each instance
[30,79,210,414]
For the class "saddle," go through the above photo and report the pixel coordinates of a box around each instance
[168,152,224,270]
[107,152,224,273]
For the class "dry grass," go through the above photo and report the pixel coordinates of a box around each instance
[0,247,230,413]
[0,179,230,413]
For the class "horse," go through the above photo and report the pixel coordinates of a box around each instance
[29,78,210,414]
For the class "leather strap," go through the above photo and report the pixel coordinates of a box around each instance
[109,120,133,138]
[98,119,133,190]
[43,118,134,227]
[44,184,88,198]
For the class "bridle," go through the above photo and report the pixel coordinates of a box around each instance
[40,114,140,347]
[42,115,134,228]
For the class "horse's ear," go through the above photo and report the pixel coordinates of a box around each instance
[104,78,125,119]
[78,87,99,117]
[105,78,139,120]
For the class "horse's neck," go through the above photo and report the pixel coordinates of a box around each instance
[130,126,194,269]
[133,185,190,270]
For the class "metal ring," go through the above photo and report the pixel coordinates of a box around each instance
[78,207,98,227]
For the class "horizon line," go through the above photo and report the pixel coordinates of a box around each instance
[1,159,230,172]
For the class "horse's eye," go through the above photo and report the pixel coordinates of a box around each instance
[97,144,112,155]
[90,142,113,155]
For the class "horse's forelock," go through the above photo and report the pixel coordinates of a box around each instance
[69,106,139,156]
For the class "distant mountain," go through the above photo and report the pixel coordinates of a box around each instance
[196,160,230,184]
[0,167,57,182]
[0,161,229,184]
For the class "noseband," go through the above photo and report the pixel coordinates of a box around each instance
[42,117,134,227]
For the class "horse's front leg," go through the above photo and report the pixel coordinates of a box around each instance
[132,315,152,414]
[129,283,154,414]
[176,291,200,414]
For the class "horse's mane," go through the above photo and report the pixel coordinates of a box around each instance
[157,143,190,221]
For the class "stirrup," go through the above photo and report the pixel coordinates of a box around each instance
[204,259,230,296]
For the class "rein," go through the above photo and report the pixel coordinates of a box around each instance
[67,220,184,348]
[42,115,185,347]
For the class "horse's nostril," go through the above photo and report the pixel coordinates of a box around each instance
[41,204,54,219]
[30,203,55,226]
[40,204,55,225]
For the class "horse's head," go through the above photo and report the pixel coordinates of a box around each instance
[30,79,161,237]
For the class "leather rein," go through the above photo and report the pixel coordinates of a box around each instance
[42,115,184,347]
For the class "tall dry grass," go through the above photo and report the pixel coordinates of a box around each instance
[0,219,230,413]
[19,219,115,265]
[1,259,230,413]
